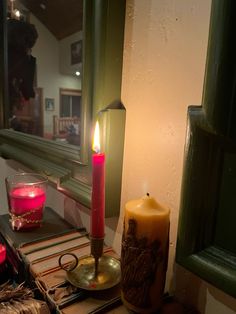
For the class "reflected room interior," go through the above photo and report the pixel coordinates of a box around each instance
[1,0,126,218]
[7,0,83,146]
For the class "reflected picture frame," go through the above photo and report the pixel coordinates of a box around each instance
[71,40,82,65]
[45,98,54,111]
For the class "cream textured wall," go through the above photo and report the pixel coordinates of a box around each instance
[119,0,210,284]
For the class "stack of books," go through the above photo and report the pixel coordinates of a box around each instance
[0,207,123,313]
[0,207,76,283]
[19,228,92,312]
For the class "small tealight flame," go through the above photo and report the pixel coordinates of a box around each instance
[28,191,36,197]
[92,121,100,153]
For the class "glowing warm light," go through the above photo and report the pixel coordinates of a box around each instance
[92,121,100,153]
[75,71,80,76]
[14,9,20,17]
[28,191,36,197]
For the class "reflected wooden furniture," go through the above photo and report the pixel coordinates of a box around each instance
[11,88,43,136]
[53,115,80,145]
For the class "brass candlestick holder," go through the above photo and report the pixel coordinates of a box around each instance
[90,236,104,277]
[58,236,121,291]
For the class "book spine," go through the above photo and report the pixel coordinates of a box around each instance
[18,227,87,249]
[23,233,89,255]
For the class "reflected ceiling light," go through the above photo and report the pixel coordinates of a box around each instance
[75,71,80,76]
[14,9,20,18]
[8,0,21,19]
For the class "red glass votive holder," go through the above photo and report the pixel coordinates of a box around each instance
[5,173,47,231]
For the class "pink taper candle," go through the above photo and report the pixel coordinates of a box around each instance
[91,121,105,238]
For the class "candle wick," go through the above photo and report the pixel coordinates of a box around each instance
[146,193,150,197]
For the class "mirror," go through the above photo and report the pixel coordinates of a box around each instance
[0,0,126,217]
[7,0,83,147]
[176,0,236,298]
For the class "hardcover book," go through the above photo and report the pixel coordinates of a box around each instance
[0,207,83,282]
[29,241,91,278]
[21,232,89,264]
[0,207,78,249]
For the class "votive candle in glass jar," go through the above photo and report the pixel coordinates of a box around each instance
[5,173,47,231]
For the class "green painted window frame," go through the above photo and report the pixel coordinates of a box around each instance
[0,0,126,217]
[176,0,236,297]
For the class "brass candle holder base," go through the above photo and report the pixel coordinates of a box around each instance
[58,237,121,291]
[67,254,120,290]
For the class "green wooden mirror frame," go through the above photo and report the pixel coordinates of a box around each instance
[0,0,126,217]
[176,0,236,297]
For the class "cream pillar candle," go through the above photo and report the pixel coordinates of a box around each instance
[121,193,170,313]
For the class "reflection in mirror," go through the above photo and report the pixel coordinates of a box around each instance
[7,0,83,146]
[1,0,126,215]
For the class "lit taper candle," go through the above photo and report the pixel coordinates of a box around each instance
[91,121,105,238]
[91,121,105,277]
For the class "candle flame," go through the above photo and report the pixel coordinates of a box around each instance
[28,191,36,197]
[92,121,100,153]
